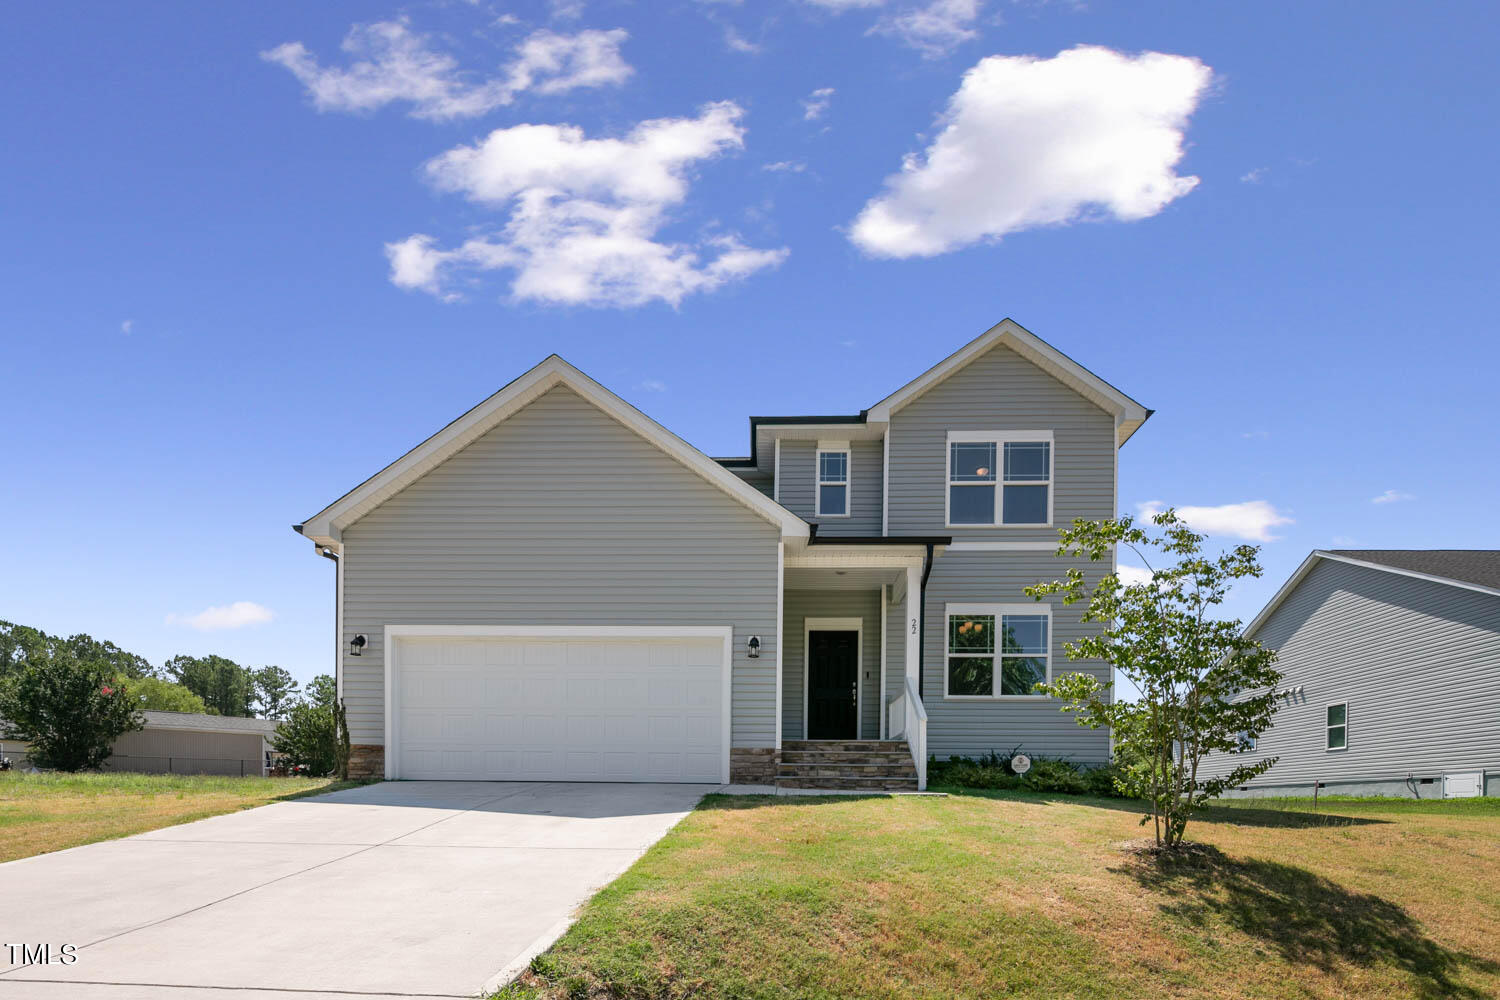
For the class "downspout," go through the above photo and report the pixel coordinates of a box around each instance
[916,542,935,700]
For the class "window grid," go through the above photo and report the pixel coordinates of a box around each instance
[945,606,1050,698]
[816,449,849,517]
[946,433,1052,526]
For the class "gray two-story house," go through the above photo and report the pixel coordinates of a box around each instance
[1208,549,1500,799]
[293,319,1150,789]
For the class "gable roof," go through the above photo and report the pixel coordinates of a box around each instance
[1244,549,1500,639]
[295,355,810,551]
[865,318,1151,446]
[142,711,281,736]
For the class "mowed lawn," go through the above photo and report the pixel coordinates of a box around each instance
[500,790,1500,1000]
[0,771,359,862]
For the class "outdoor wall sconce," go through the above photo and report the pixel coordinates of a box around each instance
[747,635,762,658]
[350,634,367,657]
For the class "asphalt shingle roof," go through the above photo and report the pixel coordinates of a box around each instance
[1326,550,1500,592]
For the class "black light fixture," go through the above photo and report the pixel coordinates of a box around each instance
[746,635,761,658]
[350,634,367,657]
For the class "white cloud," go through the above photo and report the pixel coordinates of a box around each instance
[166,601,275,631]
[262,18,631,120]
[723,27,760,53]
[1240,166,1268,184]
[1137,501,1293,543]
[637,379,668,392]
[548,0,585,19]
[121,319,133,334]
[802,87,835,120]
[763,160,807,173]
[802,0,886,8]
[1371,489,1414,504]
[850,45,1212,258]
[387,102,788,308]
[1116,564,1154,587]
[873,0,981,58]
[1240,429,1269,439]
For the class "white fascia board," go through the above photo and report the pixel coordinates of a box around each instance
[865,319,1150,446]
[298,355,809,546]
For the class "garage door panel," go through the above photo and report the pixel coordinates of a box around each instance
[396,634,725,782]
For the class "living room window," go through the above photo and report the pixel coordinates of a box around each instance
[945,604,1051,698]
[816,447,849,517]
[947,431,1052,526]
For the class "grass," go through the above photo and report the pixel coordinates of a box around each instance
[498,790,1500,1000]
[0,771,363,862]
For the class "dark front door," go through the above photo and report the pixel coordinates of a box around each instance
[807,630,858,740]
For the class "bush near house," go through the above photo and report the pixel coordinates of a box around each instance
[929,750,1127,796]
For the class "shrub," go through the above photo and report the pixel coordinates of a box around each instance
[272,701,338,777]
[0,650,144,770]
[928,748,1126,797]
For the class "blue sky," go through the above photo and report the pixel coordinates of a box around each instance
[3,1,1497,689]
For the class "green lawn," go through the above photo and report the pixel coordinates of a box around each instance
[498,790,1500,1000]
[0,771,362,862]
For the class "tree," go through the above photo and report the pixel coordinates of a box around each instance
[56,633,154,679]
[1027,508,1282,850]
[164,655,254,717]
[252,666,299,719]
[0,621,49,678]
[0,649,144,771]
[304,673,337,709]
[272,699,338,776]
[122,675,207,714]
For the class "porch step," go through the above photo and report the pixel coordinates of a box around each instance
[776,740,918,791]
[777,776,920,791]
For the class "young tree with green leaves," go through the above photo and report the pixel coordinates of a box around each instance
[252,666,300,719]
[1027,508,1282,850]
[0,650,144,770]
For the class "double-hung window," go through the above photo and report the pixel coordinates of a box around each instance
[945,603,1050,698]
[1326,703,1348,751]
[947,431,1052,526]
[816,447,849,517]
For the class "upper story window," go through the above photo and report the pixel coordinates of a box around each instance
[1326,703,1348,751]
[816,447,849,517]
[947,431,1052,526]
[945,603,1051,699]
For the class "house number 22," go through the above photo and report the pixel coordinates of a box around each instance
[910,618,918,635]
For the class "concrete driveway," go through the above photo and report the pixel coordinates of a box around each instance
[0,781,713,999]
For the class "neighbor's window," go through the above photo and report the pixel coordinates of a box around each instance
[948,433,1051,525]
[946,606,1050,697]
[1326,703,1348,751]
[816,449,849,517]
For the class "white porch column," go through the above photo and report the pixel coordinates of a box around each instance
[905,562,921,703]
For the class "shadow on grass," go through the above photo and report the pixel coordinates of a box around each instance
[1117,845,1498,999]
[699,792,893,812]
[936,787,1389,829]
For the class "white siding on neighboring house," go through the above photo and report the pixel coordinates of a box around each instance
[341,385,781,751]
[1202,558,1500,792]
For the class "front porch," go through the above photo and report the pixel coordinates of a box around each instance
[775,537,942,789]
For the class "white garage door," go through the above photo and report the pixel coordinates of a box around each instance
[392,632,728,783]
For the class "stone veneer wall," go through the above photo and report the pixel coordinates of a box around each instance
[348,744,384,779]
[730,747,778,784]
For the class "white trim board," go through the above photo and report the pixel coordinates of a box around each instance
[382,624,734,783]
[299,356,810,551]
[802,617,863,741]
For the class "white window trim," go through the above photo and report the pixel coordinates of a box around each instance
[802,617,863,740]
[815,445,851,518]
[1325,701,1349,752]
[944,430,1054,529]
[942,602,1052,700]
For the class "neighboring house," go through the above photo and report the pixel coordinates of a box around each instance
[293,319,1151,789]
[1206,550,1500,799]
[1,710,279,776]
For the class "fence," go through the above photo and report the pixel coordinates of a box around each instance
[102,755,267,777]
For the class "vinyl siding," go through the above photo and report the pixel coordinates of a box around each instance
[884,583,908,736]
[782,589,883,740]
[341,385,781,749]
[1202,558,1500,787]
[887,343,1115,539]
[726,466,774,498]
[921,550,1111,762]
[775,438,882,535]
